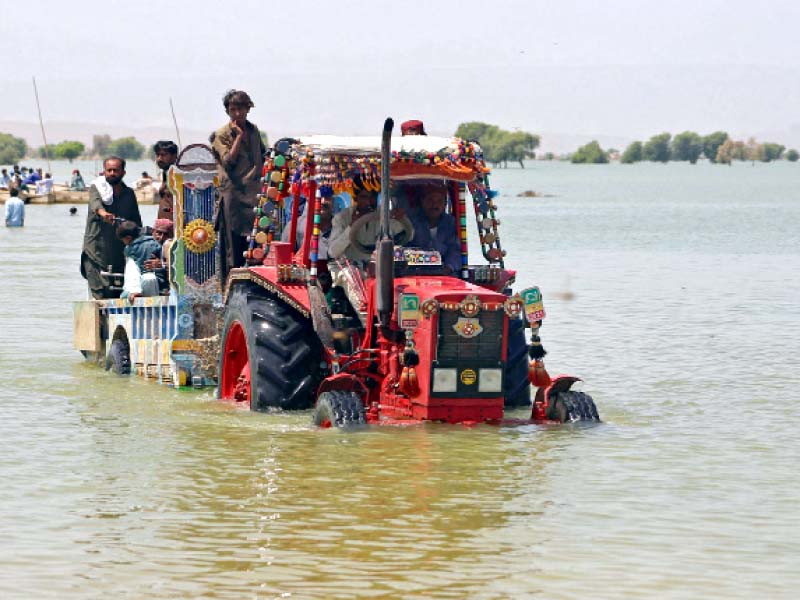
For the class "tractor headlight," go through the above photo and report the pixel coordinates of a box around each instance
[478,368,503,393]
[432,368,458,393]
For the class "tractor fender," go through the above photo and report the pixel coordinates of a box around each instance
[532,375,581,421]
[317,373,369,402]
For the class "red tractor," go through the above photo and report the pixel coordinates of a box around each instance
[218,120,599,427]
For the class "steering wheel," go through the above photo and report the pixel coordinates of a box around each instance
[348,211,415,256]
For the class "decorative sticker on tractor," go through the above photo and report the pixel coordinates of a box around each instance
[420,298,439,319]
[460,368,477,386]
[453,316,483,339]
[521,287,546,322]
[399,293,420,329]
[402,248,442,267]
[460,294,482,318]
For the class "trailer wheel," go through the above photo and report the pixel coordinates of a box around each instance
[106,339,131,375]
[219,284,321,411]
[547,390,600,423]
[504,315,531,407]
[313,391,366,428]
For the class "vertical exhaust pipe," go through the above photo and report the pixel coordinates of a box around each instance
[375,118,394,327]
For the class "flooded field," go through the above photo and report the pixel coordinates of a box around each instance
[1,161,798,598]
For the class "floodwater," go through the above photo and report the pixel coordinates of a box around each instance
[1,160,798,598]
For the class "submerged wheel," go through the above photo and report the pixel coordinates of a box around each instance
[312,391,366,428]
[219,283,321,411]
[547,391,600,423]
[106,338,131,375]
[504,315,531,407]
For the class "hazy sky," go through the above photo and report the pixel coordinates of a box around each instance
[3,0,800,148]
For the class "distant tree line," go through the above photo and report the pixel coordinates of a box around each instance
[90,134,145,160]
[0,131,148,165]
[0,132,27,164]
[454,122,540,168]
[619,132,797,165]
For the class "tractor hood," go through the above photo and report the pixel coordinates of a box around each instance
[394,276,511,317]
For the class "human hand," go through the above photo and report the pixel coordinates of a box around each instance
[231,120,244,137]
[98,209,116,225]
[128,292,140,304]
[143,257,162,271]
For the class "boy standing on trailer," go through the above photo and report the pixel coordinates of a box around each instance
[209,89,266,286]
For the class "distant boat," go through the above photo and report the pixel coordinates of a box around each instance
[1,184,158,205]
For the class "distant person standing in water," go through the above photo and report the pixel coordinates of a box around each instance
[4,187,24,227]
[80,156,142,299]
[153,140,178,220]
[70,169,86,191]
[210,89,265,285]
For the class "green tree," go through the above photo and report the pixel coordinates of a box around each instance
[260,130,269,148]
[786,149,799,162]
[761,142,785,162]
[496,131,540,168]
[37,145,55,159]
[702,131,728,163]
[643,133,671,162]
[92,134,112,157]
[455,121,501,143]
[0,132,28,164]
[107,136,145,160]
[671,131,703,163]
[454,122,539,168]
[54,140,85,162]
[570,140,608,164]
[621,141,643,164]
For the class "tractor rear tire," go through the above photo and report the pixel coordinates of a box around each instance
[504,315,531,407]
[219,284,321,411]
[313,391,366,428]
[106,339,131,375]
[547,391,600,423]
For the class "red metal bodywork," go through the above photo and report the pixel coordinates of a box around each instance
[223,147,588,426]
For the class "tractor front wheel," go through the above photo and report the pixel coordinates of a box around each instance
[547,391,600,423]
[313,391,366,428]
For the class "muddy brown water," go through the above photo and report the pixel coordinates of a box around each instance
[1,161,798,598]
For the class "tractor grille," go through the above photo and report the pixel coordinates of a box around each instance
[437,309,504,364]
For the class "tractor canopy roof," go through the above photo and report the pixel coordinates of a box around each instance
[291,135,488,183]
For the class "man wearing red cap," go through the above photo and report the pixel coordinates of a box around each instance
[400,119,426,136]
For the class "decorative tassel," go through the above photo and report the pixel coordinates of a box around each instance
[528,334,547,360]
[528,359,552,388]
[402,348,420,367]
[399,367,420,397]
[399,346,420,397]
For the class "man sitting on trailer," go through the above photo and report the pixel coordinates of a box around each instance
[408,181,461,274]
[142,218,174,293]
[116,220,162,302]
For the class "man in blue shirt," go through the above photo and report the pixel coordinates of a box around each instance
[409,182,461,274]
[4,187,25,227]
[22,168,42,187]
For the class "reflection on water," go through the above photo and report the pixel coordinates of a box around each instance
[1,162,799,598]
